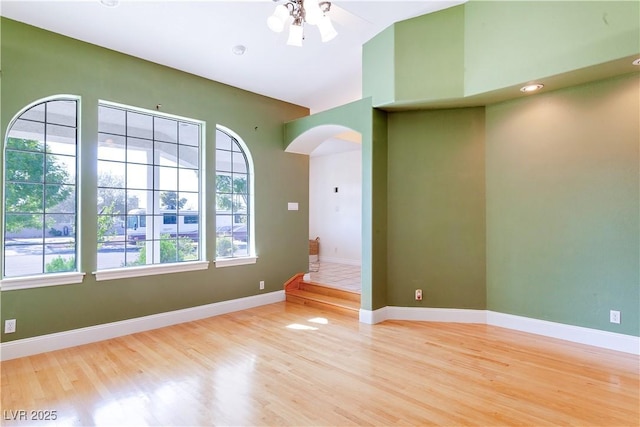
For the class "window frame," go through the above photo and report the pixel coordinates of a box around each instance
[93,100,209,281]
[1,94,85,291]
[215,125,256,268]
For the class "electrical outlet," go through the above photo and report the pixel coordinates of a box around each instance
[610,310,621,324]
[415,289,422,301]
[4,319,16,334]
[259,280,265,290]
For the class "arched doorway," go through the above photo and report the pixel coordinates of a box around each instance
[286,125,363,295]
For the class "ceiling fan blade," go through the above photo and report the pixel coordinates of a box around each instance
[328,2,373,32]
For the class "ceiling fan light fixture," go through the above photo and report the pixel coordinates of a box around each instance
[267,4,290,33]
[303,0,322,25]
[287,22,304,47]
[268,0,336,46]
[317,14,337,42]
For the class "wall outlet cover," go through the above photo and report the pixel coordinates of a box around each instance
[4,319,16,334]
[610,310,621,324]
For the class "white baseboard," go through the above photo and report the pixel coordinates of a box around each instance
[360,306,639,355]
[359,306,485,324]
[4,295,638,360]
[359,307,389,324]
[0,291,285,361]
[386,306,487,323]
[486,311,640,355]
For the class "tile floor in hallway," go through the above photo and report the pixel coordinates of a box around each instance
[308,261,361,293]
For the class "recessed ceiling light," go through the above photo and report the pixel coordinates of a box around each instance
[232,45,247,56]
[100,0,119,7]
[633,58,640,66]
[520,83,544,93]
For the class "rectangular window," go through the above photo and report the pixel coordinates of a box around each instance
[184,215,199,225]
[96,102,203,271]
[163,214,177,225]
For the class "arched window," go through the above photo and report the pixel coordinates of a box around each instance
[2,96,80,284]
[215,126,255,265]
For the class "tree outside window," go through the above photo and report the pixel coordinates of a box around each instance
[3,98,78,278]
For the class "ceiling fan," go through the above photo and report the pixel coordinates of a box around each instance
[266,0,372,46]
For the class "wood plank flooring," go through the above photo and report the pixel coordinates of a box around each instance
[1,302,638,426]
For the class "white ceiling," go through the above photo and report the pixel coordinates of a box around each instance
[1,0,464,114]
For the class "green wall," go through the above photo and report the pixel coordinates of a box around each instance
[382,74,638,334]
[394,5,465,103]
[363,1,640,109]
[486,73,639,336]
[387,108,486,308]
[464,1,640,96]
[284,98,370,145]
[362,4,466,107]
[362,28,395,108]
[285,2,639,336]
[0,18,310,342]
[358,0,639,335]
[369,108,388,310]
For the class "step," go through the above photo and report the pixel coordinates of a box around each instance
[286,289,360,317]
[299,281,361,303]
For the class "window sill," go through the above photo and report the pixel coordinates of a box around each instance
[215,256,258,268]
[1,272,85,291]
[94,261,210,282]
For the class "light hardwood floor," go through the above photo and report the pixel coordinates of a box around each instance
[1,302,638,426]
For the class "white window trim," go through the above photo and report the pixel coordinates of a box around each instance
[215,256,258,268]
[94,260,209,281]
[1,272,85,291]
[215,125,256,264]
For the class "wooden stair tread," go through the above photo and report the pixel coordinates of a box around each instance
[299,281,360,302]
[284,274,361,317]
[286,289,360,311]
